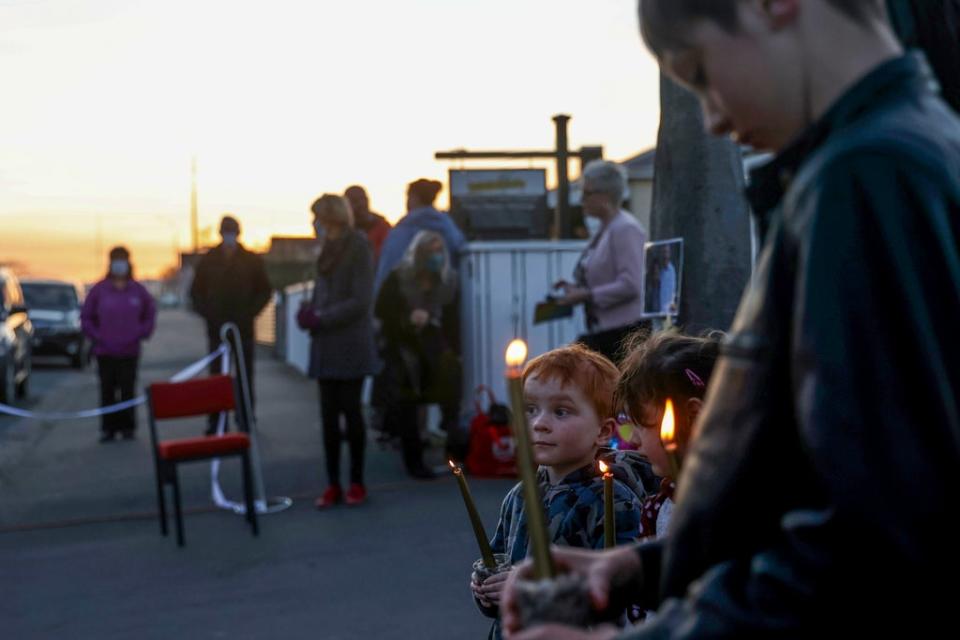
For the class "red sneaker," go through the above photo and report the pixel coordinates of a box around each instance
[314,485,342,509]
[345,483,367,506]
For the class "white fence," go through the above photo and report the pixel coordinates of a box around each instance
[275,241,588,415]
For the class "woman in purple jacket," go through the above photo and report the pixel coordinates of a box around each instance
[81,246,157,442]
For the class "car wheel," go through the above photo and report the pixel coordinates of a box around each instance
[0,357,14,406]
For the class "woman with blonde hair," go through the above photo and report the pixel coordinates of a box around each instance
[298,193,377,507]
[374,230,460,479]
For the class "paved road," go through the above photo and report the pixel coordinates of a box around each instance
[0,309,513,639]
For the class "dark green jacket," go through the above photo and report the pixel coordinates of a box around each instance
[623,53,960,637]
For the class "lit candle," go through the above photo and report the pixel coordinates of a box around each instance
[659,398,682,479]
[505,339,555,579]
[599,460,614,549]
[449,461,497,569]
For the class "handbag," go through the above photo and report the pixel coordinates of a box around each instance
[465,385,517,478]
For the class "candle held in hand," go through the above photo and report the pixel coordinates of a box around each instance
[505,339,555,579]
[659,398,681,479]
[599,460,614,549]
[449,461,496,568]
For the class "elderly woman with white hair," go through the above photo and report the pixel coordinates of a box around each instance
[555,159,648,362]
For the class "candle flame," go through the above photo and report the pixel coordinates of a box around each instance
[448,460,459,472]
[598,460,610,474]
[660,398,676,446]
[505,339,528,368]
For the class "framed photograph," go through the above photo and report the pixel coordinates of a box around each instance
[643,238,683,318]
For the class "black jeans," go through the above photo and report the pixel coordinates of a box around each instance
[97,355,139,436]
[319,378,366,486]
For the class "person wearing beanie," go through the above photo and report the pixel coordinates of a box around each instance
[373,178,465,294]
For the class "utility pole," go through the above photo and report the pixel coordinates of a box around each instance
[434,114,603,239]
[190,155,199,252]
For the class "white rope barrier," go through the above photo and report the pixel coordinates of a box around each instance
[0,346,228,420]
[0,335,290,516]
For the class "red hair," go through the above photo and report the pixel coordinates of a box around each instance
[522,344,619,419]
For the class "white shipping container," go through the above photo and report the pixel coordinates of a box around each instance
[459,240,588,412]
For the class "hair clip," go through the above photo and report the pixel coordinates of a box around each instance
[684,368,705,388]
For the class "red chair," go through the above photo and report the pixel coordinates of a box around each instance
[146,375,258,546]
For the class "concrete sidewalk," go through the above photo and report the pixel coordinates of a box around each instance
[0,309,513,639]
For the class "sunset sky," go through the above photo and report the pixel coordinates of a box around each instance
[0,0,660,283]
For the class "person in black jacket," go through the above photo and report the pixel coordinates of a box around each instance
[190,215,272,434]
[501,1,960,638]
[298,194,377,508]
[374,230,460,479]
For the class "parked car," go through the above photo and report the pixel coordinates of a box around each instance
[0,267,33,405]
[158,291,181,309]
[20,278,90,369]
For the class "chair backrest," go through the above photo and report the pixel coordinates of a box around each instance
[148,375,236,420]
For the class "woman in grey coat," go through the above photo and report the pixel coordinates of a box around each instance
[297,194,377,508]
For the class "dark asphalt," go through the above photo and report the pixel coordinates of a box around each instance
[0,310,513,639]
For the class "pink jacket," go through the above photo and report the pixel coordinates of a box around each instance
[580,210,647,331]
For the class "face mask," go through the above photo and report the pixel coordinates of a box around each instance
[222,232,238,247]
[110,260,130,277]
[584,216,602,238]
[425,252,444,273]
[313,220,326,240]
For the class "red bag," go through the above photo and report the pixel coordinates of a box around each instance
[465,385,517,478]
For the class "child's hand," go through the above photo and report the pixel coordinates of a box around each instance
[507,624,619,640]
[501,545,642,635]
[475,570,510,605]
[470,572,493,608]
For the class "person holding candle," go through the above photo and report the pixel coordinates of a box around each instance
[613,330,720,541]
[500,1,960,638]
[471,344,648,639]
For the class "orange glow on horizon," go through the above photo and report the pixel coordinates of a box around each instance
[1,1,660,284]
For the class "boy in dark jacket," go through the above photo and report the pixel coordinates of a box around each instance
[501,2,960,638]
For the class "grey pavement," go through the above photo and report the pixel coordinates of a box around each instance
[0,310,513,639]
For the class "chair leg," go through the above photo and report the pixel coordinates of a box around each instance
[242,452,259,537]
[171,466,185,547]
[156,466,168,537]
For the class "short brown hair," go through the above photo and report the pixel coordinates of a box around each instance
[523,344,620,420]
[407,178,443,206]
[311,194,354,229]
[614,329,721,436]
[638,0,886,58]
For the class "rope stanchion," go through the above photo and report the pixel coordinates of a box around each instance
[0,336,290,517]
[0,346,228,421]
[211,322,292,516]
